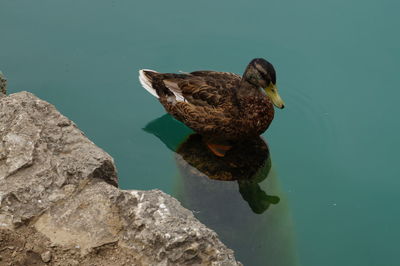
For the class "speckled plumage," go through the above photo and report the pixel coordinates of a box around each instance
[139,59,278,142]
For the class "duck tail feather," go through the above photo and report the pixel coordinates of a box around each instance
[139,69,159,98]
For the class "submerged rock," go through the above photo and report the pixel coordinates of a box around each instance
[0,92,241,265]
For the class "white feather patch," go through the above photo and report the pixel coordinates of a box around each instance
[139,69,159,98]
[163,80,186,102]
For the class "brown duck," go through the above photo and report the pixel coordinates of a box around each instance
[138,58,285,157]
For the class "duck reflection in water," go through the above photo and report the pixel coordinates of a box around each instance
[144,114,280,214]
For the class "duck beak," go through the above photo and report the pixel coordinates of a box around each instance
[265,84,285,109]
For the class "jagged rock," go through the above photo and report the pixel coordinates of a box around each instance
[0,71,6,96]
[0,92,240,265]
[0,92,117,227]
[35,180,239,265]
[119,189,238,265]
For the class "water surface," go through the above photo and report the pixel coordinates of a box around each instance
[1,0,400,265]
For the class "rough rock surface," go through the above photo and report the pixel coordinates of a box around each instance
[0,92,241,265]
[0,71,6,96]
[0,92,118,227]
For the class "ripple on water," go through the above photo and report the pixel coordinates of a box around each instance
[282,88,338,154]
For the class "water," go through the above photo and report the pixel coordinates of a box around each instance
[1,0,399,265]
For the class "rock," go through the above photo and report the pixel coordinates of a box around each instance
[0,92,118,228]
[35,180,240,264]
[67,259,79,266]
[41,251,52,263]
[34,180,122,254]
[0,92,241,265]
[0,71,6,96]
[119,189,239,265]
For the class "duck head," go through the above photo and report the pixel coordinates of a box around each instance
[243,58,285,109]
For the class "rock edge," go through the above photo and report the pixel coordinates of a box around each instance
[0,92,241,266]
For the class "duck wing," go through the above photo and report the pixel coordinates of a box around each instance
[190,70,241,81]
[163,77,231,107]
[190,71,241,94]
[139,69,242,137]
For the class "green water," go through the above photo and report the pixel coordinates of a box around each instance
[1,0,399,265]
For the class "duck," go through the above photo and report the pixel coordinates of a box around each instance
[138,58,285,157]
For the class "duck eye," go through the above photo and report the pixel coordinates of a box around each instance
[258,72,270,83]
[258,71,266,79]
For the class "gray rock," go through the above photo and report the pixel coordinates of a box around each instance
[0,71,6,96]
[0,92,117,228]
[35,180,123,254]
[67,259,79,266]
[41,250,52,263]
[0,92,241,265]
[35,180,239,265]
[119,189,239,265]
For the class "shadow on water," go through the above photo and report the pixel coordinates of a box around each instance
[144,114,297,266]
[144,114,279,214]
[177,134,280,214]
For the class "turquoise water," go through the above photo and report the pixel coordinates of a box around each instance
[1,0,399,265]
